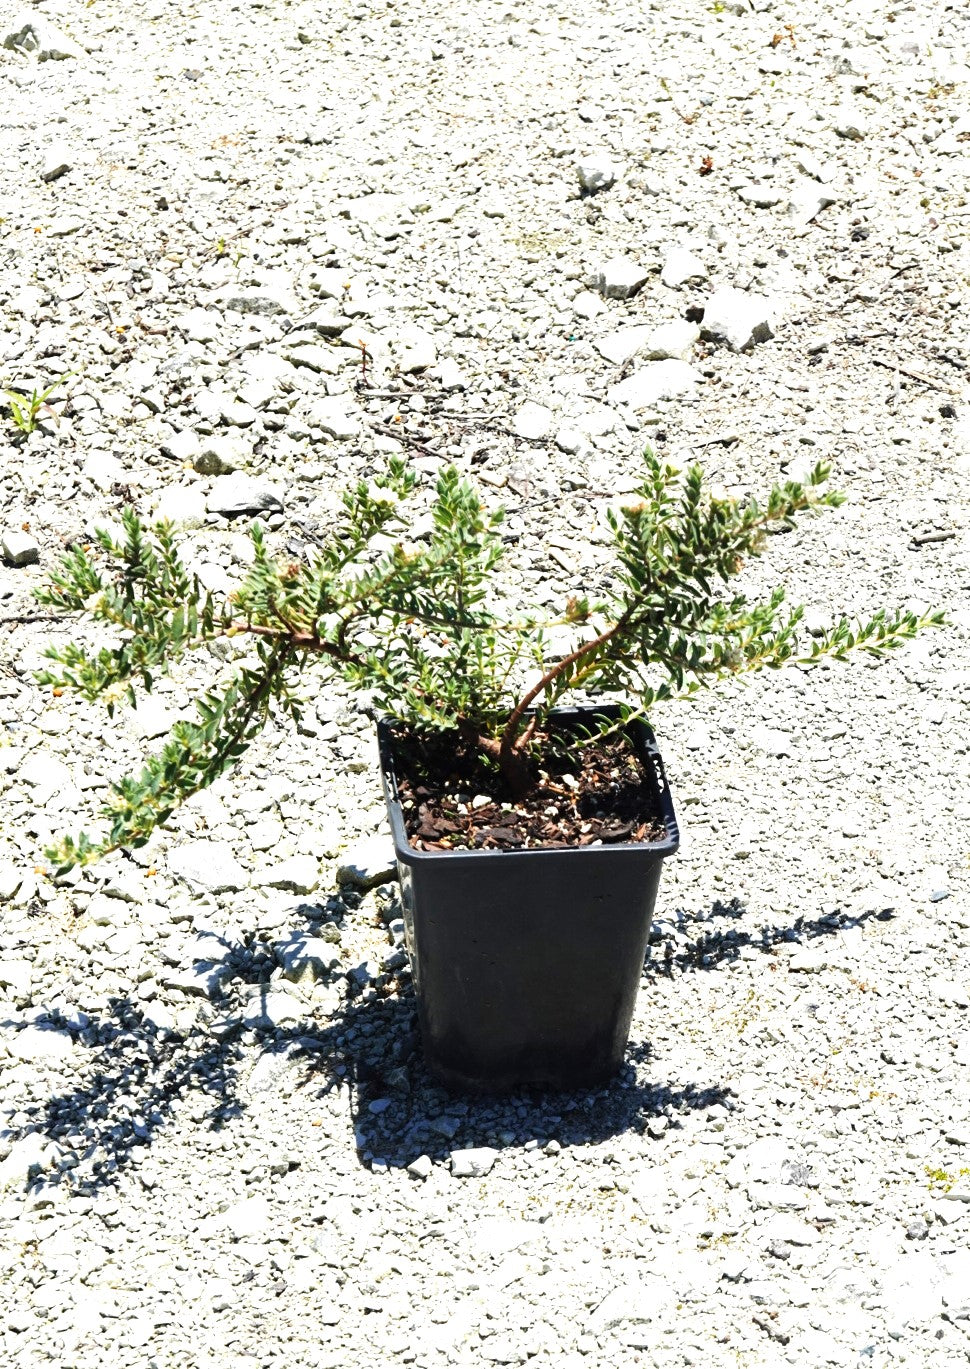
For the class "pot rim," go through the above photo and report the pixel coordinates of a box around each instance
[377,704,680,864]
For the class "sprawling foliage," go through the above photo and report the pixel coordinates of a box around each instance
[35,451,941,869]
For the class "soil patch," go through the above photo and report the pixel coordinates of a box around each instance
[386,722,668,852]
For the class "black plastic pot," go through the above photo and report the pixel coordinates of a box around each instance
[377,706,680,1092]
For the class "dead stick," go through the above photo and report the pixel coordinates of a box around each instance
[910,531,957,547]
[872,356,954,394]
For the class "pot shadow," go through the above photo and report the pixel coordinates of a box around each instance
[2,889,882,1192]
[643,896,894,978]
[303,995,736,1170]
[2,986,730,1193]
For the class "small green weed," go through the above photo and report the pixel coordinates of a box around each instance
[5,373,73,435]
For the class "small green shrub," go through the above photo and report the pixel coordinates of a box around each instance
[34,450,941,870]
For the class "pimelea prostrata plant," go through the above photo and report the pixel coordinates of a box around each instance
[34,450,941,870]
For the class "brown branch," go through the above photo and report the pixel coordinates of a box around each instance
[496,612,633,780]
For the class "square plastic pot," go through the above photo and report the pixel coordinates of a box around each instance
[378,706,680,1092]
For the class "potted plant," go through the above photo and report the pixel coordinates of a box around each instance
[33,451,940,1090]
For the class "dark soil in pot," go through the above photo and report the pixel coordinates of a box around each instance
[386,718,669,853]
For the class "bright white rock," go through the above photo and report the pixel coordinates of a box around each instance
[701,286,777,351]
[644,320,699,361]
[206,473,284,517]
[512,401,553,440]
[607,360,702,409]
[660,246,707,288]
[594,257,649,301]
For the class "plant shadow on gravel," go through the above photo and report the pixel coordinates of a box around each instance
[644,896,894,977]
[3,892,889,1193]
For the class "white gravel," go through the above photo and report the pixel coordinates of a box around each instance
[2,0,970,1366]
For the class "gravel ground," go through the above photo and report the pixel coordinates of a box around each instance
[2,0,970,1365]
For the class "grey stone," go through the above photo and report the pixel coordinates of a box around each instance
[595,257,650,301]
[194,434,251,475]
[4,14,84,60]
[222,274,297,316]
[451,1147,499,1178]
[274,934,341,983]
[40,144,72,182]
[222,291,289,316]
[336,836,396,889]
[577,157,616,194]
[702,287,776,351]
[1,531,40,566]
[206,473,283,517]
